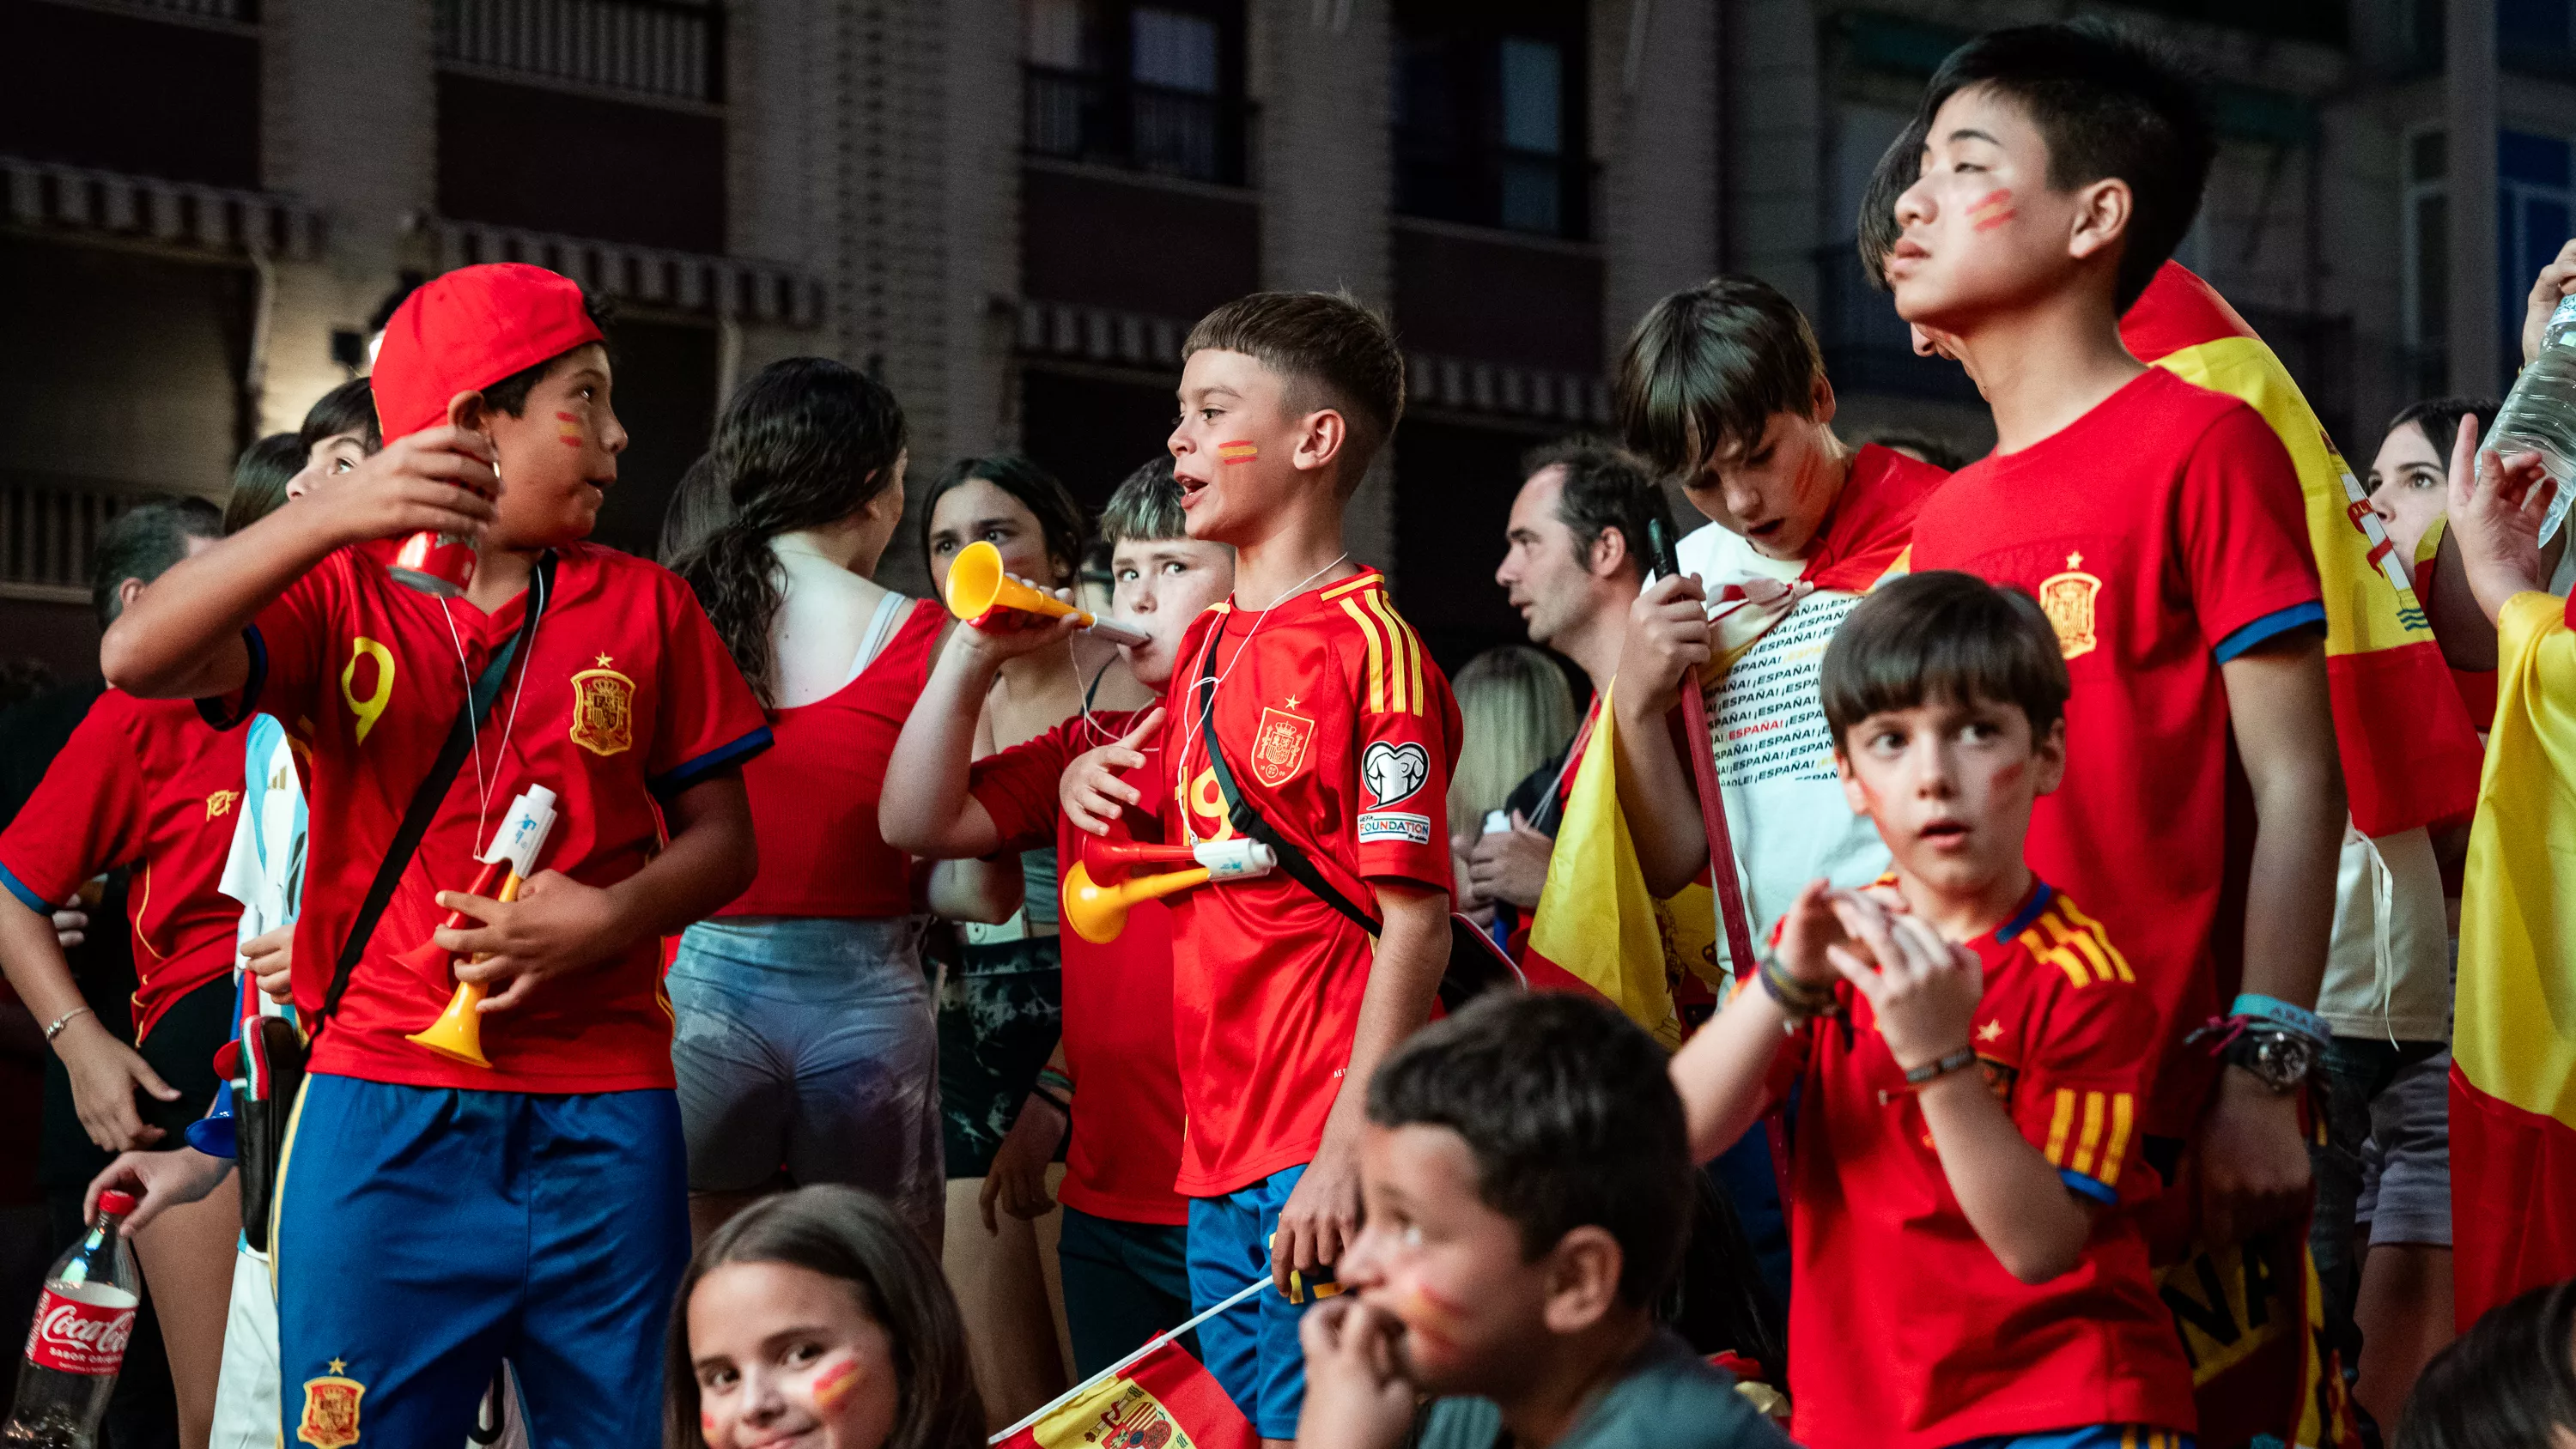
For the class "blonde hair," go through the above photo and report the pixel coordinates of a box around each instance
[1448,646,1579,831]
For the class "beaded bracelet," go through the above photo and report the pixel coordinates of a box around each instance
[1757,954,1838,1024]
[1902,1045,1978,1087]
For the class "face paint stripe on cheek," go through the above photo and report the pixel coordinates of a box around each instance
[555,410,585,448]
[1968,188,2017,232]
[1217,440,1259,465]
[808,1354,862,1413]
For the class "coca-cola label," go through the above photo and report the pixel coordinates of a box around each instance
[24,1285,137,1375]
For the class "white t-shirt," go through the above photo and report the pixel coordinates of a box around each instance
[1675,521,1892,967]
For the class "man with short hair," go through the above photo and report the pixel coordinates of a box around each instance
[1467,442,1670,915]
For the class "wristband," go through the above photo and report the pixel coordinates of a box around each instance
[1757,955,1837,1022]
[1029,1084,1072,1118]
[43,1005,94,1044]
[1034,1067,1074,1097]
[2228,993,2329,1046]
[1902,1045,1978,1087]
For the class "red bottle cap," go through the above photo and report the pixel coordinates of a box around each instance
[96,1190,136,1216]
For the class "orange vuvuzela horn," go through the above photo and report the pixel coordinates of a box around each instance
[405,785,559,1068]
[943,540,1149,647]
[1061,860,1210,944]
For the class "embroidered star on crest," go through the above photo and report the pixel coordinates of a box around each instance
[1977,1020,2004,1044]
[326,1358,345,1374]
[595,653,614,667]
[2065,552,2082,569]
[1285,694,1299,708]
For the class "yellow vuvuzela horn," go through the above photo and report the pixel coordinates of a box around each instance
[1060,859,1211,944]
[944,541,1148,646]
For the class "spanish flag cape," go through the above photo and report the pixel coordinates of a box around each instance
[2120,263,2484,836]
[1520,468,1929,1044]
[990,1337,1255,1449]
[2450,589,2576,1328]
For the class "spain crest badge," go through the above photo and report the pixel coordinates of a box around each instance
[2038,552,2103,661]
[1249,706,1314,787]
[296,1361,365,1449]
[569,653,635,757]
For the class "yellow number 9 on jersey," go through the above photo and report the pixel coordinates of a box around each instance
[341,637,395,744]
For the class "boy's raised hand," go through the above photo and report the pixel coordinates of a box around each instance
[308,425,498,549]
[1771,879,1850,988]
[2445,414,2558,623]
[1294,1297,1416,1449]
[1612,573,1713,719]
[1058,708,1163,837]
[1825,892,1982,1072]
[954,580,1084,662]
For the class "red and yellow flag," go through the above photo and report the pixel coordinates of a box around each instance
[2120,263,2484,837]
[1522,686,1687,1047]
[2449,589,2576,1327]
[990,1338,1256,1449]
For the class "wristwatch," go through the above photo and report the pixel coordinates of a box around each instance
[2219,1027,2318,1094]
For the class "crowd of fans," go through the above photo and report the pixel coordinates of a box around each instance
[7,19,2576,1449]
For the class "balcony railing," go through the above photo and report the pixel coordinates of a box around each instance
[1024,64,1252,187]
[435,0,722,105]
[1,485,128,603]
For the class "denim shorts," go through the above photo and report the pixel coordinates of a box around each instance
[669,917,943,1237]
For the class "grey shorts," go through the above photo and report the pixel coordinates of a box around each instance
[669,917,944,1237]
[2358,1047,2452,1248]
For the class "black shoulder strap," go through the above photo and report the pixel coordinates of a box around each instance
[312,554,555,1034]
[1192,621,1381,938]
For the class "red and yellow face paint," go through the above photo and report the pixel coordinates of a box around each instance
[1967,188,2018,232]
[555,410,586,449]
[1217,440,1260,466]
[806,1354,863,1414]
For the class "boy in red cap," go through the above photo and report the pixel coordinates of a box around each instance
[95,262,770,1448]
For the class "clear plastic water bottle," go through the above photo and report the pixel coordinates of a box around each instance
[4,1191,140,1448]
[2492,293,2576,544]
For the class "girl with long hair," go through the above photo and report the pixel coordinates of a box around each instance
[667,1185,983,1449]
[672,359,1009,1251]
[916,455,1148,1425]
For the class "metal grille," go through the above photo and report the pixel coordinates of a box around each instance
[435,0,722,105]
[1024,65,1251,186]
[0,486,125,603]
[94,0,258,21]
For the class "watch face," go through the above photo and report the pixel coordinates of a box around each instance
[2253,1033,2317,1090]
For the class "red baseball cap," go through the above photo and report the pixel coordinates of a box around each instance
[371,263,605,445]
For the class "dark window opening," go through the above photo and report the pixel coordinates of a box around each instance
[1024,0,1251,186]
[1393,0,1589,240]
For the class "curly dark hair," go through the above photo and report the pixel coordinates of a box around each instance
[676,358,908,707]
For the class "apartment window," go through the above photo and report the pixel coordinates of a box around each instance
[1394,0,1589,239]
[2502,130,2574,360]
[1023,0,1249,185]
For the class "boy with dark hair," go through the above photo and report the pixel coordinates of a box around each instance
[94,261,769,1447]
[0,496,233,1448]
[1668,569,2196,1447]
[1296,991,1788,1449]
[882,456,1233,1377]
[1882,22,2342,1252]
[291,376,381,498]
[1610,273,1947,953]
[1059,290,1461,1443]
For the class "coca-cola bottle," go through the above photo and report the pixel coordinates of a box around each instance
[5,1191,140,1448]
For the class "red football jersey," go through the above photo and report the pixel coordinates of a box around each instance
[1909,367,2322,1134]
[0,692,245,1041]
[204,541,770,1092]
[724,597,945,919]
[970,707,1188,1224]
[1779,883,2196,1448]
[1152,571,1461,1196]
